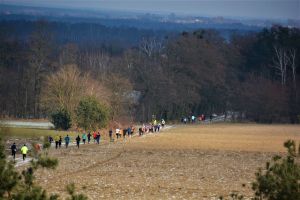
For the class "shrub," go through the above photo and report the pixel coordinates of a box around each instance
[252,140,300,200]
[51,108,72,130]
[76,96,109,131]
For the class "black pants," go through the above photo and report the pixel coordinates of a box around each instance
[55,141,59,149]
[23,154,26,161]
[76,142,80,148]
[83,139,86,144]
[12,151,16,159]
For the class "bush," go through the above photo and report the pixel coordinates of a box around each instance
[51,108,72,130]
[220,140,300,200]
[252,140,300,200]
[76,96,109,131]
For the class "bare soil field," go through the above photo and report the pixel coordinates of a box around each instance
[32,124,300,199]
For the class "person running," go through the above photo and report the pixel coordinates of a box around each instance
[109,129,113,141]
[87,132,91,144]
[58,136,62,148]
[82,132,87,144]
[54,134,60,149]
[65,135,70,148]
[122,128,127,138]
[116,128,121,139]
[21,144,28,161]
[191,115,196,123]
[96,132,101,144]
[48,136,53,144]
[76,135,81,148]
[127,127,131,137]
[157,123,161,132]
[138,127,143,136]
[93,131,97,143]
[183,117,187,124]
[161,119,165,128]
[11,142,17,160]
[131,126,135,136]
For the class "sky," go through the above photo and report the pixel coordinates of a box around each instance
[1,0,299,20]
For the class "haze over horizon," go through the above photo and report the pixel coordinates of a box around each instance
[1,0,299,20]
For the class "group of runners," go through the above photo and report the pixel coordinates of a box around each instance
[10,143,28,161]
[47,119,166,149]
[9,119,166,161]
[181,114,211,124]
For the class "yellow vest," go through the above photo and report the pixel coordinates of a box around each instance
[54,135,60,142]
[21,146,28,154]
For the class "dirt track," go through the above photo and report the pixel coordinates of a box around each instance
[34,124,300,199]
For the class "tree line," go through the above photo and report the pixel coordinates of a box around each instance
[0,20,299,123]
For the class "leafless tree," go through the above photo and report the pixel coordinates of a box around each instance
[139,37,164,58]
[273,46,289,85]
[286,48,297,89]
[41,64,111,120]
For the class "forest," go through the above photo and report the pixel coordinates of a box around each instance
[0,20,299,123]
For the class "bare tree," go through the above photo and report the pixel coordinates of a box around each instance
[273,46,289,85]
[139,37,164,58]
[286,48,297,90]
[78,50,110,81]
[41,64,110,120]
[28,20,55,117]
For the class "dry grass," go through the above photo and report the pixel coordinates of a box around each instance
[0,127,79,139]
[126,124,300,152]
[31,124,300,199]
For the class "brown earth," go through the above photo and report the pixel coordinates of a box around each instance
[33,124,300,199]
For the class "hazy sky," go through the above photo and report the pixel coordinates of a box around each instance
[1,0,299,20]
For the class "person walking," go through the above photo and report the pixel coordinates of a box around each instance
[138,127,143,136]
[21,144,28,161]
[65,135,70,148]
[116,128,120,139]
[161,119,165,128]
[87,132,91,144]
[76,135,81,148]
[96,132,101,144]
[11,142,17,160]
[127,127,131,137]
[48,136,53,144]
[54,134,60,149]
[109,129,113,141]
[93,131,97,143]
[123,128,127,139]
[82,132,87,144]
[58,136,62,148]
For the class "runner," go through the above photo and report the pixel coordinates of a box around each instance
[131,125,135,136]
[76,135,81,148]
[93,131,97,143]
[48,136,53,144]
[20,144,28,161]
[161,119,165,128]
[65,135,70,148]
[11,142,17,160]
[191,115,196,123]
[138,127,143,136]
[87,132,91,144]
[58,136,62,148]
[109,129,113,141]
[96,132,101,144]
[54,134,60,149]
[116,128,121,139]
[127,127,131,137]
[82,132,87,144]
[123,128,127,138]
